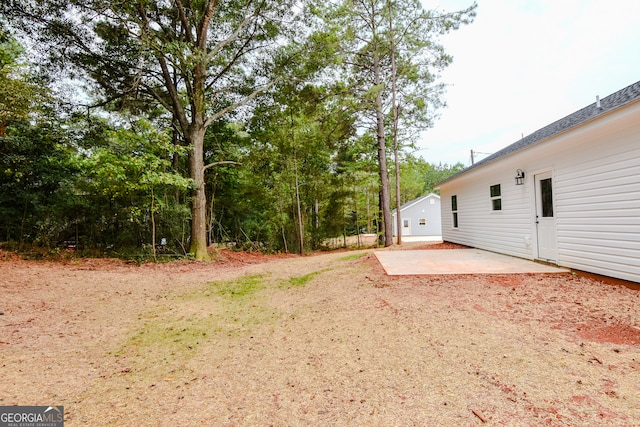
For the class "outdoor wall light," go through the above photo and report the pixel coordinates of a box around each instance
[515,169,525,185]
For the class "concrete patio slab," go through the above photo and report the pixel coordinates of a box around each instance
[374,249,570,276]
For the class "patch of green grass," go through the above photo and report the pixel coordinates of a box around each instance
[215,274,264,298]
[338,252,368,261]
[286,271,321,288]
[182,274,266,301]
[118,274,270,365]
[120,312,213,361]
[280,269,333,289]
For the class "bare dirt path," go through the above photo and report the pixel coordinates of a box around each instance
[1,246,639,425]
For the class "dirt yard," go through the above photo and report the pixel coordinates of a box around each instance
[1,244,639,426]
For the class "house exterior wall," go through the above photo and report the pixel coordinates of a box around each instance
[439,100,640,283]
[392,195,442,236]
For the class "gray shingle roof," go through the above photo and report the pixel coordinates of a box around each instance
[437,80,640,186]
[392,193,439,214]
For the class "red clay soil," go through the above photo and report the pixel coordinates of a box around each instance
[1,246,639,425]
[412,242,471,250]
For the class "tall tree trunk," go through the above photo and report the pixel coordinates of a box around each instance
[294,162,304,255]
[366,189,371,234]
[388,0,402,246]
[377,190,383,246]
[171,118,181,204]
[276,187,288,253]
[188,127,210,261]
[187,32,211,260]
[208,180,216,245]
[393,139,402,245]
[151,186,157,262]
[373,56,393,247]
[353,185,361,248]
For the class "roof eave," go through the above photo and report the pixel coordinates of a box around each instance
[435,81,640,188]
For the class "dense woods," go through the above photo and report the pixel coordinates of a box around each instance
[0,1,473,258]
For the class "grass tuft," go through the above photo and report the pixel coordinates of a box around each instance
[338,252,368,261]
[214,274,264,298]
[286,272,320,288]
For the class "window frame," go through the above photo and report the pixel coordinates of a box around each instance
[451,195,458,228]
[490,184,502,211]
[540,177,554,217]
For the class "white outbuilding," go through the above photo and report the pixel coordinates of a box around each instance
[436,81,640,284]
[392,193,442,238]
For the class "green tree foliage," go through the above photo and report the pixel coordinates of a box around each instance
[326,134,381,243]
[0,30,21,68]
[383,1,477,136]
[0,31,48,135]
[320,0,396,246]
[384,0,475,243]
[312,0,476,246]
[71,119,192,252]
[422,161,465,193]
[391,154,432,205]
[389,156,465,206]
[0,34,71,244]
[0,119,76,244]
[1,111,194,254]
[2,0,305,260]
[241,83,356,253]
[0,2,475,258]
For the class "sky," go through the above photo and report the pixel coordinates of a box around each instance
[416,0,640,166]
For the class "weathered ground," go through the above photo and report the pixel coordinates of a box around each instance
[1,244,639,426]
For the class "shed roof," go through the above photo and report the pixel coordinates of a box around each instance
[392,193,440,215]
[436,80,640,187]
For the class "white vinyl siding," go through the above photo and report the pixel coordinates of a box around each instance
[441,167,533,260]
[439,99,640,283]
[554,144,640,282]
[392,194,442,236]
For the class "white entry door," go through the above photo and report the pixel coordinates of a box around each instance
[535,172,557,262]
[402,218,411,235]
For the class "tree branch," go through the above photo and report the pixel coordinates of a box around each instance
[136,3,189,133]
[198,0,220,49]
[204,78,279,126]
[174,0,195,44]
[203,160,240,172]
[206,11,256,63]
